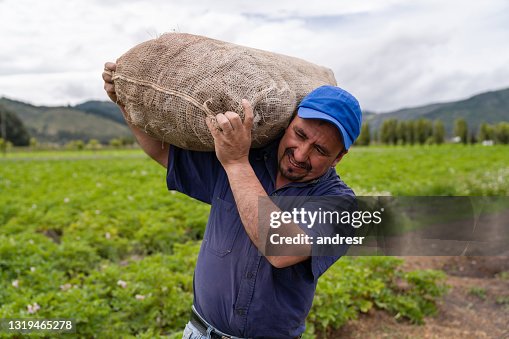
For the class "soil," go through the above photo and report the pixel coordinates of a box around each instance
[325,256,509,339]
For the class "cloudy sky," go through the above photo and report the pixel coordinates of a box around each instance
[1,0,508,112]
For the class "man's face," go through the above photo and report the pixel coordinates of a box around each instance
[277,116,347,184]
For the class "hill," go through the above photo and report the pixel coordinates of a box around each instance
[74,100,126,124]
[0,97,131,144]
[365,88,509,135]
[2,87,508,143]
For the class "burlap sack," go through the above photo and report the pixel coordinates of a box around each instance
[112,33,337,151]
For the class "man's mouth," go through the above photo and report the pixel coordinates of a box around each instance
[286,151,310,170]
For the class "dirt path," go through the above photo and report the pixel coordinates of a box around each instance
[330,256,509,339]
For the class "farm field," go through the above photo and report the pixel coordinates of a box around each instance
[1,145,508,338]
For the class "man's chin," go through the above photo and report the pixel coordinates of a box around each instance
[280,166,307,182]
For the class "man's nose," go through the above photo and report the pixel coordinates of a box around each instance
[293,144,311,162]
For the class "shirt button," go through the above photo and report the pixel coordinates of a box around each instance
[246,272,254,279]
[236,309,245,316]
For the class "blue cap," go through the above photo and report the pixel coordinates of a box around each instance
[297,85,362,150]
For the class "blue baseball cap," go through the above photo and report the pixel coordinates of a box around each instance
[297,85,362,150]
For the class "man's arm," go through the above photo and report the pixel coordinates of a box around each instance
[206,100,310,268]
[102,62,169,168]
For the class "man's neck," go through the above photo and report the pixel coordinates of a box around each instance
[275,168,333,190]
[275,173,289,190]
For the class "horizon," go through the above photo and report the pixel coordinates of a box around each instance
[2,84,508,115]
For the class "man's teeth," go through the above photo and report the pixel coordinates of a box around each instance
[289,155,304,169]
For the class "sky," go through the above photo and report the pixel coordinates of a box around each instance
[1,0,508,112]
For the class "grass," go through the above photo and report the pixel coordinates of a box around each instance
[1,144,506,337]
[468,287,487,300]
[339,145,509,196]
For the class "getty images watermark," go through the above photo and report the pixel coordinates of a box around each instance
[259,196,509,256]
[268,207,384,246]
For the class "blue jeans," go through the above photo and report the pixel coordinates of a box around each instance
[182,307,247,339]
[182,321,208,339]
[182,320,247,339]
[182,318,301,339]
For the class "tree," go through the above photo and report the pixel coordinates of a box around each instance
[373,129,379,144]
[432,120,445,145]
[109,138,123,148]
[0,104,30,146]
[406,120,416,145]
[29,137,38,149]
[494,122,509,144]
[415,119,433,145]
[86,139,102,151]
[453,118,468,144]
[356,122,371,146]
[66,140,85,150]
[0,138,13,154]
[478,123,494,142]
[396,121,407,145]
[380,119,398,145]
[469,132,477,145]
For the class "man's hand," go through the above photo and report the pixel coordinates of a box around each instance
[101,61,169,168]
[102,62,118,103]
[206,99,254,168]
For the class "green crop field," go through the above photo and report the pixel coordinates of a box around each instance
[0,145,507,338]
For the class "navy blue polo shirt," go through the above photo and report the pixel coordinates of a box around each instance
[167,138,355,338]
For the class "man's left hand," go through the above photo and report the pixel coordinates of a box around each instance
[206,99,254,168]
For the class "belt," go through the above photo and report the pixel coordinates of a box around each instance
[190,308,301,339]
[190,309,242,339]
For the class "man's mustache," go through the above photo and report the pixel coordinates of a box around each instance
[284,148,312,171]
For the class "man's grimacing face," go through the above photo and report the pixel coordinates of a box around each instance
[277,116,347,183]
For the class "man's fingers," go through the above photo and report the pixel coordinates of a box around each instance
[241,99,254,129]
[104,83,117,102]
[104,62,117,71]
[102,71,113,83]
[224,111,242,130]
[104,82,115,94]
[216,113,234,133]
[205,117,220,138]
[104,83,115,93]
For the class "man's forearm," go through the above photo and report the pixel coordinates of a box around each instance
[224,162,266,243]
[224,161,310,268]
[121,107,169,168]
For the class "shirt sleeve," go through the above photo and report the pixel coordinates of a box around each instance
[300,196,357,281]
[310,255,341,281]
[166,145,221,204]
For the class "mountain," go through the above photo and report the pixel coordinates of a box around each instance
[364,88,509,135]
[74,100,126,124]
[0,97,131,144]
[2,87,508,143]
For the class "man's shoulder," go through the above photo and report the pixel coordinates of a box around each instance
[258,136,282,156]
[311,168,355,197]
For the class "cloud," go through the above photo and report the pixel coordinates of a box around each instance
[0,71,107,106]
[1,0,508,111]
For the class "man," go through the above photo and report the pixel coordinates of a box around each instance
[103,62,362,338]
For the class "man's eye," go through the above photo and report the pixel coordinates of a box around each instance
[315,147,326,155]
[296,132,305,139]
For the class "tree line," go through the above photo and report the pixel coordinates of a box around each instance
[356,118,509,146]
[2,103,509,150]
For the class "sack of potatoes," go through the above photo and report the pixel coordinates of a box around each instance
[112,33,336,151]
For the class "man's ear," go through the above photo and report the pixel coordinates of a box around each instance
[331,149,348,167]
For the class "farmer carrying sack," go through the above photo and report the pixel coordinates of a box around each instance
[112,33,337,151]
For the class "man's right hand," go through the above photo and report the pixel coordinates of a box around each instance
[102,62,118,103]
